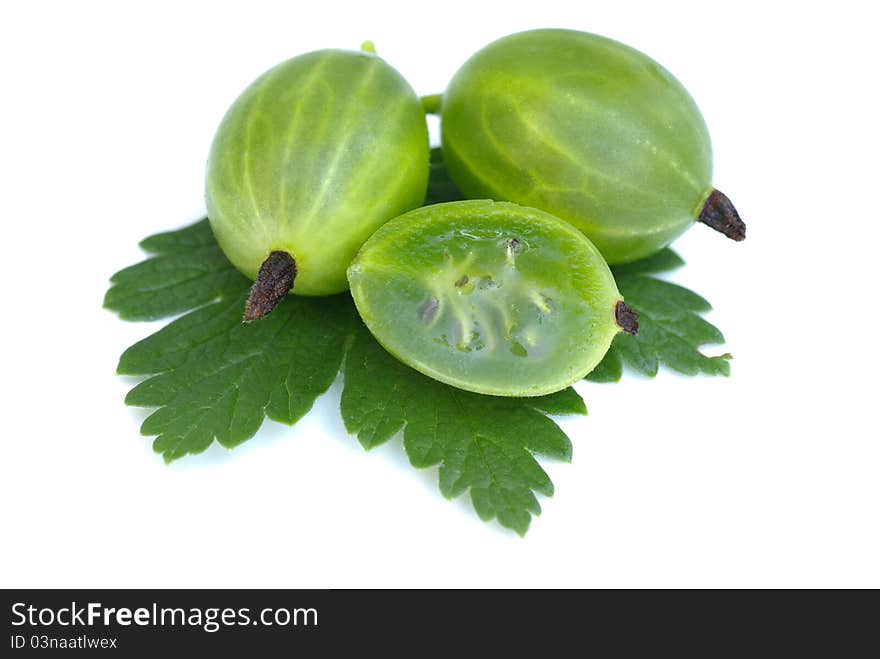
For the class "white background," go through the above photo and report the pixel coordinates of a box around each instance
[2,1,878,588]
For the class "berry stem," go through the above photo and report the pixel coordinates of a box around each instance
[243,251,297,322]
[615,301,639,336]
[421,94,443,115]
[698,188,746,241]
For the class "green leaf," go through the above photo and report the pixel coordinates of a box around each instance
[607,248,685,279]
[107,175,583,532]
[120,290,355,462]
[104,219,249,321]
[341,323,585,536]
[106,220,355,462]
[586,248,731,382]
[584,347,623,383]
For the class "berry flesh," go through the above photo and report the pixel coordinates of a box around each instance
[348,200,634,397]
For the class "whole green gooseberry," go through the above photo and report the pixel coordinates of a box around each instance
[348,200,638,397]
[206,47,429,320]
[439,29,745,264]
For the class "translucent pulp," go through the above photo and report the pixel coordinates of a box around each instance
[348,200,624,397]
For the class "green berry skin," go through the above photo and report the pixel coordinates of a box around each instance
[347,200,624,397]
[441,29,713,264]
[206,49,429,296]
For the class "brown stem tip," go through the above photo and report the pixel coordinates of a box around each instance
[243,251,297,322]
[699,188,746,241]
[615,301,639,336]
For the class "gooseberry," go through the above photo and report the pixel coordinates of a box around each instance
[440,29,745,264]
[206,47,429,320]
[347,200,637,397]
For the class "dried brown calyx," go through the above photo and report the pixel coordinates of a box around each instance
[615,301,639,336]
[243,251,297,322]
[698,188,746,241]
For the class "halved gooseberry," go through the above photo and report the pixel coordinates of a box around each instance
[347,200,636,397]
